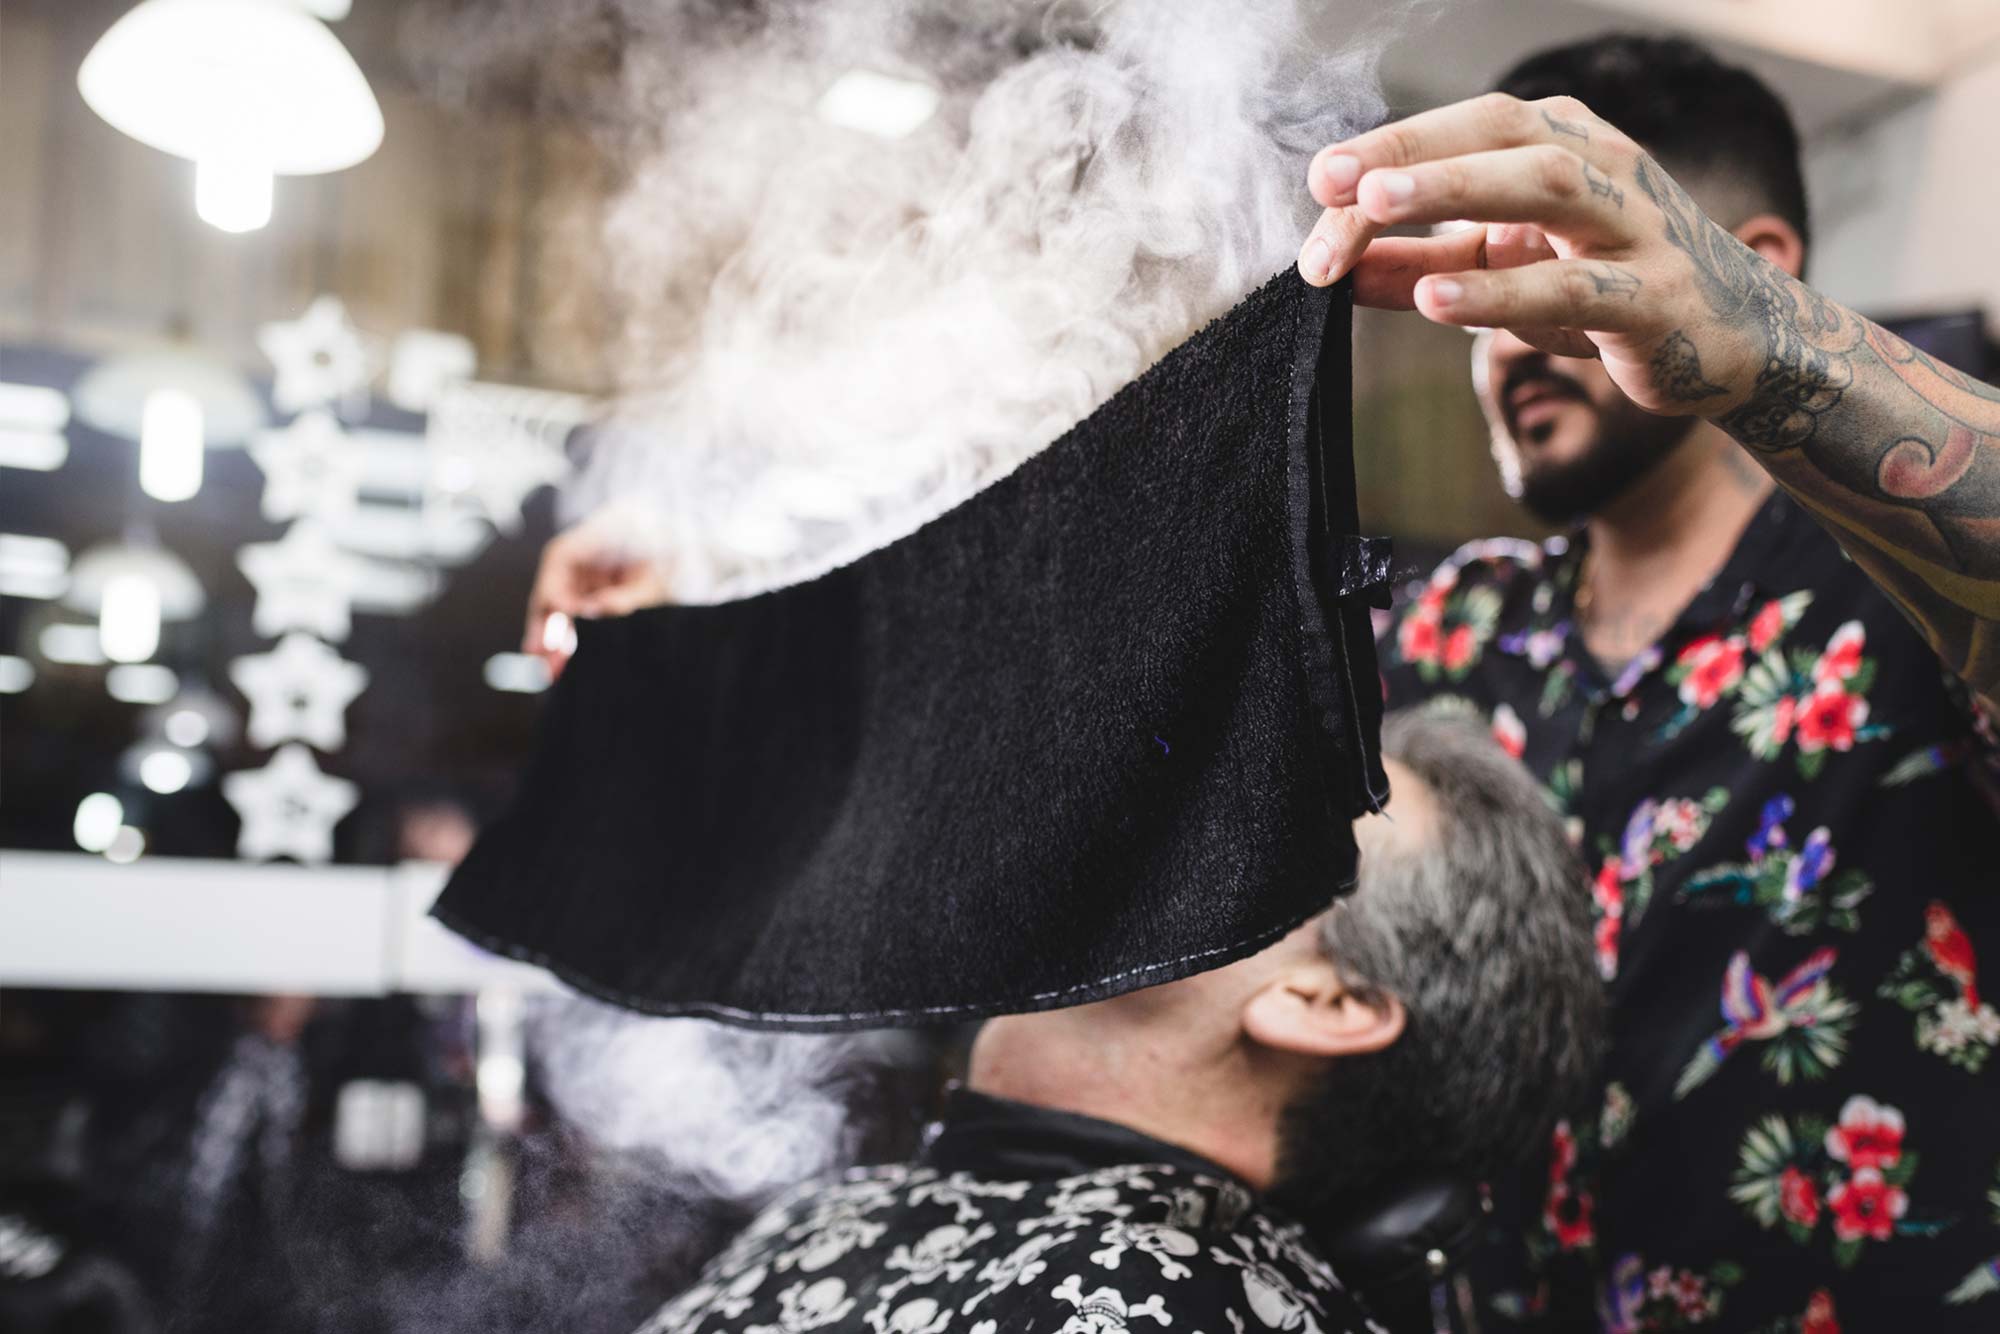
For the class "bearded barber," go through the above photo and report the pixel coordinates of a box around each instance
[1300,33,2000,1331]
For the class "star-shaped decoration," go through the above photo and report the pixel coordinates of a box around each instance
[426,381,587,534]
[236,521,362,642]
[222,742,359,864]
[258,296,375,415]
[248,409,366,523]
[229,632,369,751]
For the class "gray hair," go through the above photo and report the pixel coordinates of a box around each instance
[1274,710,1604,1211]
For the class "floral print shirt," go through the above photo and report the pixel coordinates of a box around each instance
[642,1090,1385,1334]
[1382,494,2000,1332]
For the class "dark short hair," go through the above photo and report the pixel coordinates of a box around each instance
[1272,711,1604,1212]
[1496,33,1810,251]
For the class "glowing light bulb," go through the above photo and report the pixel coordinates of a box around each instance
[194,155,274,234]
[165,707,210,747]
[105,826,147,864]
[106,663,178,704]
[99,574,161,663]
[816,70,940,139]
[74,792,124,852]
[139,748,194,794]
[140,387,204,500]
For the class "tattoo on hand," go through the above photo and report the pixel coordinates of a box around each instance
[1542,108,1590,141]
[1582,162,1623,209]
[1634,155,1852,451]
[1585,264,1641,300]
[1651,330,1727,401]
[1632,154,2000,700]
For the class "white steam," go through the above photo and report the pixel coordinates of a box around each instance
[571,0,1400,599]
[398,0,1430,1222]
[527,995,924,1201]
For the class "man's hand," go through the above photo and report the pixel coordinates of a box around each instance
[525,518,672,679]
[1296,91,1794,422]
[1301,91,2000,708]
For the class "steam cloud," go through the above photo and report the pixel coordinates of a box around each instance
[393,0,1430,1305]
[557,0,1402,598]
[525,995,926,1201]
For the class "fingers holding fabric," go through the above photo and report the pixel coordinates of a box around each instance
[1413,259,1655,334]
[1310,93,1610,205]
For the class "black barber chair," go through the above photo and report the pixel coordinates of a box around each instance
[1320,1172,1488,1334]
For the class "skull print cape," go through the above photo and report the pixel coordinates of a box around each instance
[635,1092,1387,1333]
[433,273,1391,1029]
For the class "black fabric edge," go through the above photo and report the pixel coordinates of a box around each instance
[1285,277,1386,825]
[429,879,1352,1032]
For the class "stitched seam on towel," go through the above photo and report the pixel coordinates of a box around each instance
[430,879,1356,1030]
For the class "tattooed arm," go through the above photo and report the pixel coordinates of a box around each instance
[1655,166,2000,708]
[1294,92,2000,709]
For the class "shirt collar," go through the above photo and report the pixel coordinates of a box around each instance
[1508,490,1802,696]
[921,1085,1247,1186]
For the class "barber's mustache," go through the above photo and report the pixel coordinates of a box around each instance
[1498,364,1591,433]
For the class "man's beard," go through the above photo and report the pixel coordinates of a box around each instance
[1515,411,1697,525]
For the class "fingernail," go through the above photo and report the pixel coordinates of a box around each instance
[1302,235,1332,282]
[1374,171,1416,204]
[1319,153,1361,199]
[1427,277,1465,307]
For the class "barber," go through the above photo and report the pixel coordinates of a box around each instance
[1306,35,1998,1331]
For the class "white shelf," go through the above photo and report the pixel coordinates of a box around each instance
[0,850,558,996]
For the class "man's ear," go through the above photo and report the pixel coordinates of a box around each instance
[1733,213,1806,280]
[1240,959,1406,1059]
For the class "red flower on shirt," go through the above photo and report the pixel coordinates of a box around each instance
[1824,1095,1904,1171]
[1442,624,1477,673]
[1801,1290,1840,1334]
[1778,1166,1821,1228]
[1542,1122,1595,1250]
[1747,599,1788,652]
[1492,704,1526,760]
[1591,860,1625,980]
[1398,608,1442,664]
[1674,635,1747,709]
[1827,1167,1906,1242]
[1795,682,1869,755]
[1763,696,1796,749]
[1811,621,1866,685]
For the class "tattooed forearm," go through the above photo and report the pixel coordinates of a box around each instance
[1635,149,2000,700]
[1582,163,1623,209]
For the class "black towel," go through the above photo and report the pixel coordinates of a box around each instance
[433,272,1389,1030]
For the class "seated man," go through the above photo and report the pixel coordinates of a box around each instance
[638,712,1603,1334]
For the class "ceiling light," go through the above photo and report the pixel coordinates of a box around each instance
[0,382,69,471]
[0,655,34,693]
[107,663,180,705]
[0,533,69,600]
[140,387,205,501]
[76,0,385,235]
[40,624,107,667]
[816,70,941,140]
[100,573,162,663]
[104,826,147,864]
[64,543,206,623]
[139,747,195,794]
[72,349,267,448]
[165,707,209,747]
[195,152,273,233]
[74,793,124,852]
[144,685,240,750]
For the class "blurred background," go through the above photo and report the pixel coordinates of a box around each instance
[1,1,1995,1330]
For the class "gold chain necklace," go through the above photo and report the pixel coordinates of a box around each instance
[1572,549,1596,626]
